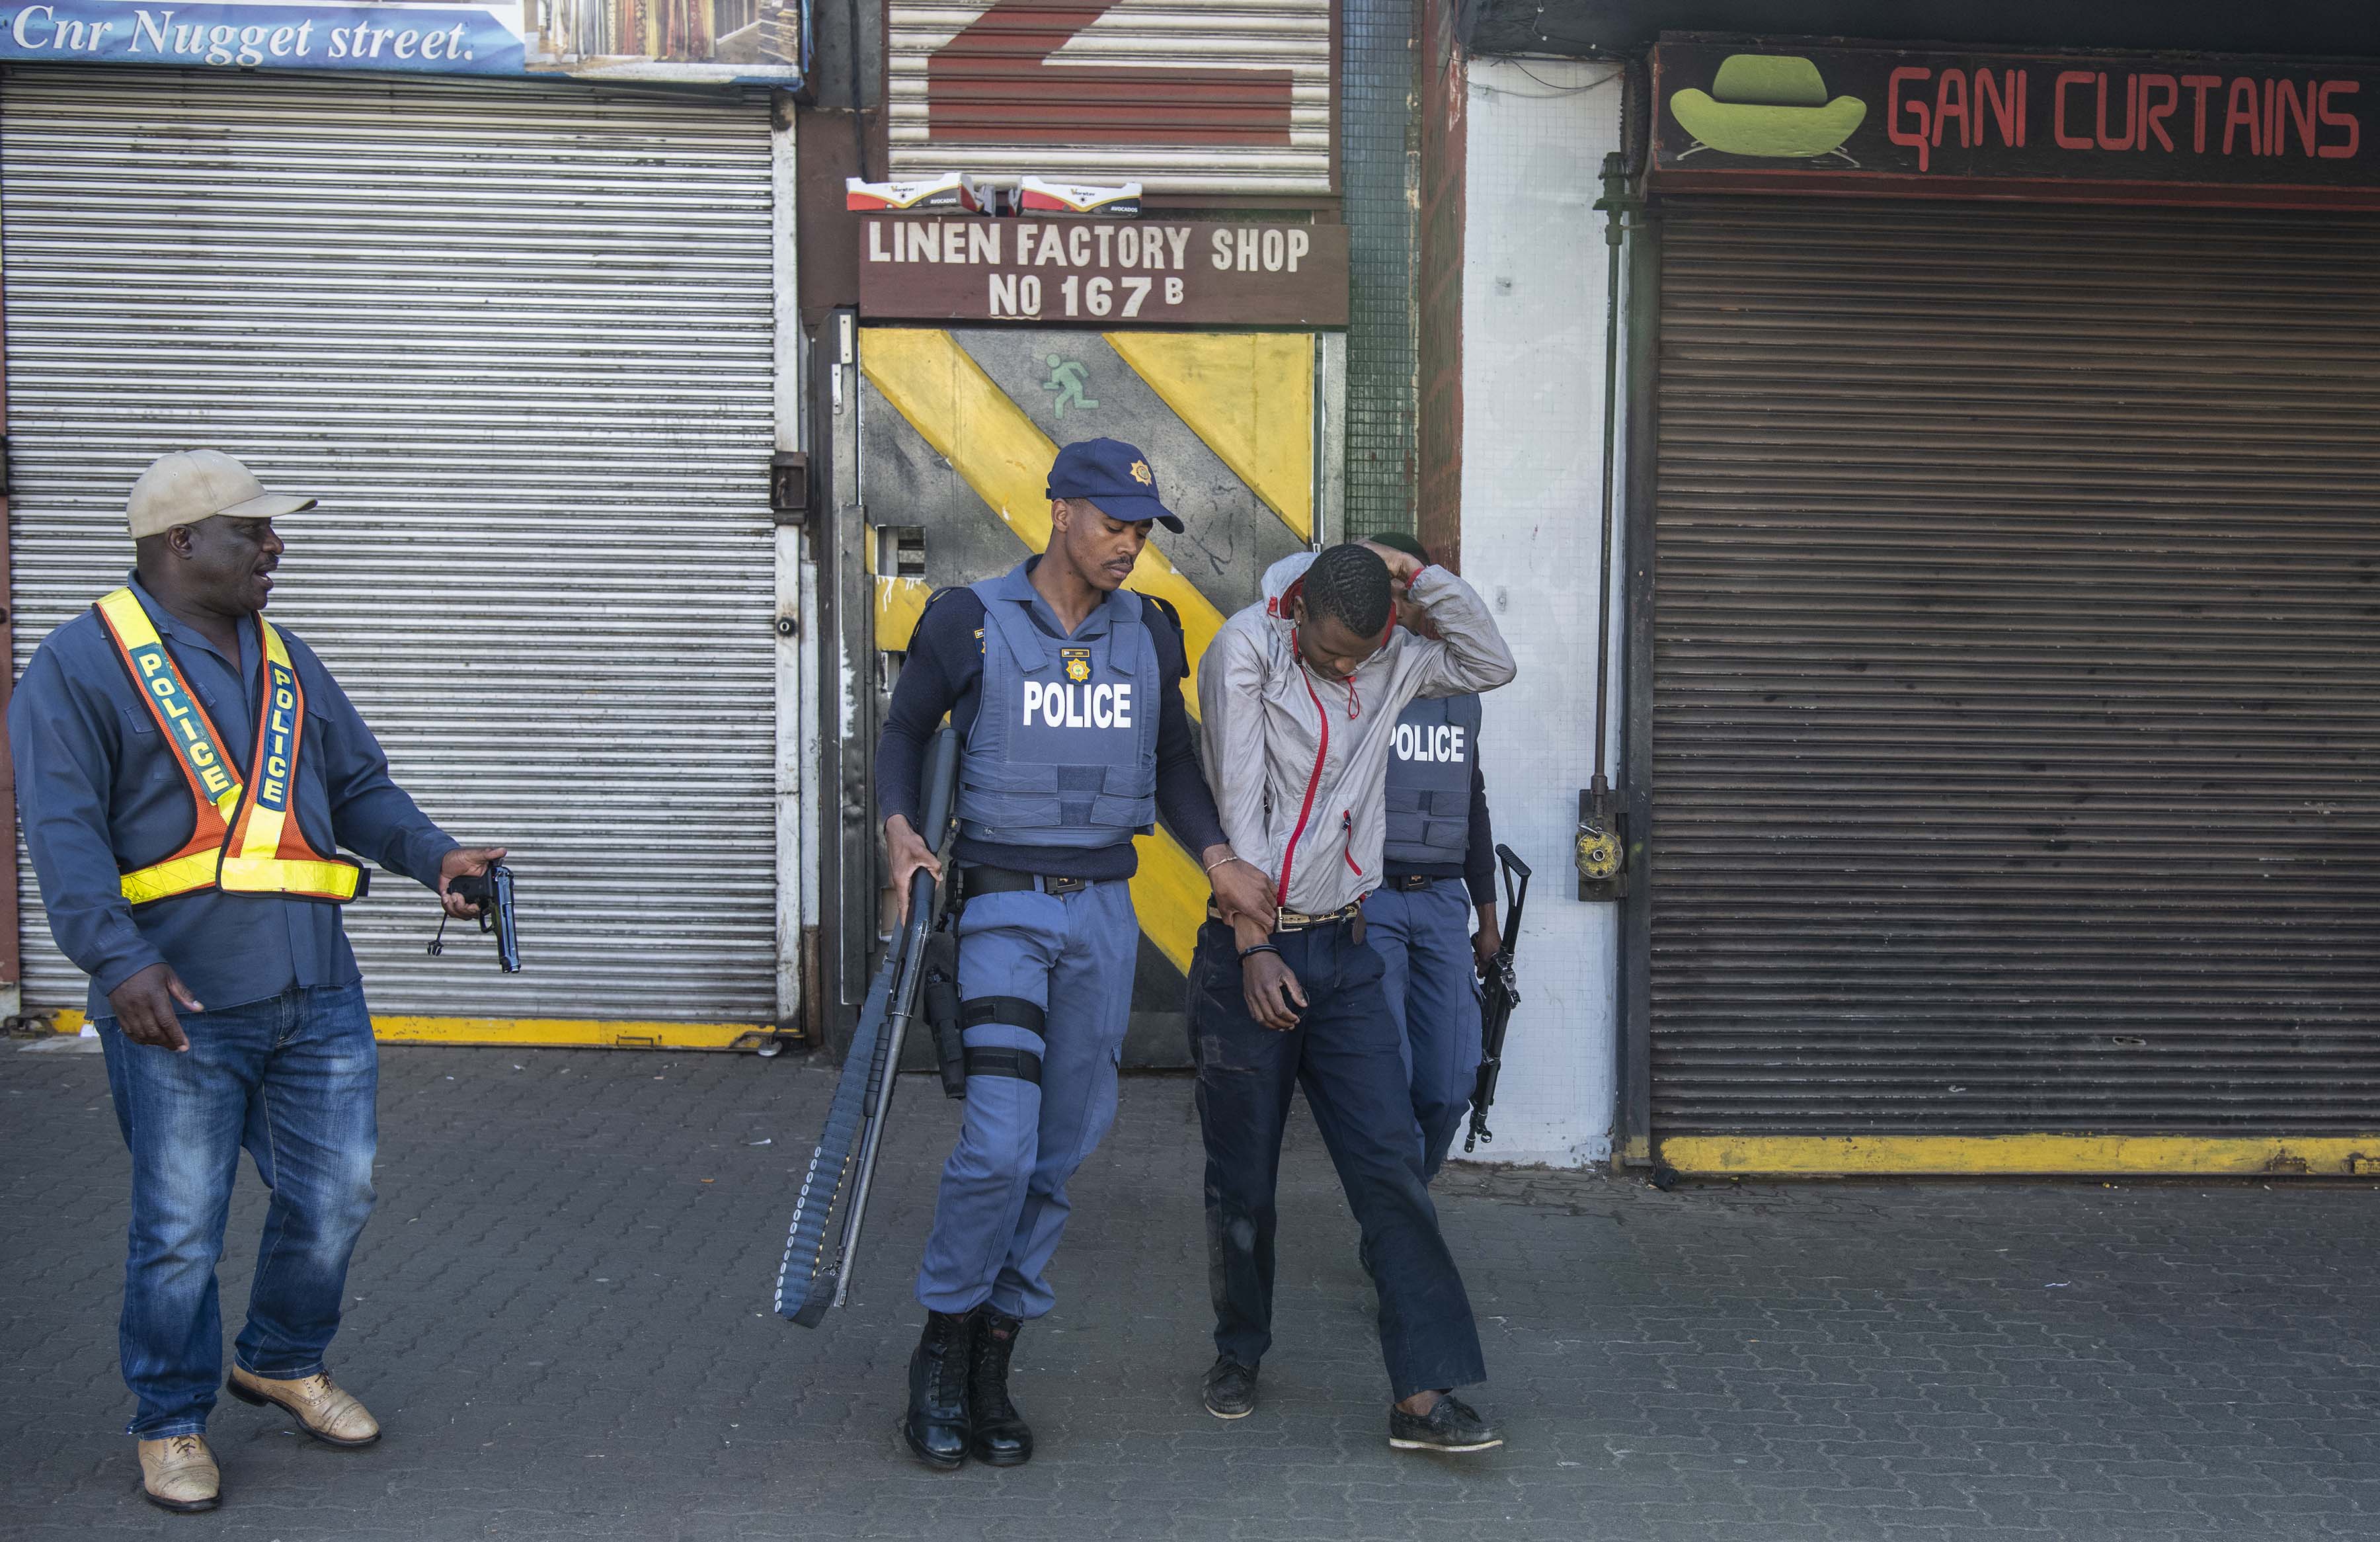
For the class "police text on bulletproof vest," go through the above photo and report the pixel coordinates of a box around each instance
[1020,680,1134,730]
[1392,721,1467,764]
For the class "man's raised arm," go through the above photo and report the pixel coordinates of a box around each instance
[1405,564,1517,700]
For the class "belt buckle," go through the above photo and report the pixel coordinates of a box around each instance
[1277,903,1355,934]
[1043,876,1088,897]
[1395,874,1431,892]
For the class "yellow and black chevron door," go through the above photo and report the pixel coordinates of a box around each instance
[858,327,1320,1061]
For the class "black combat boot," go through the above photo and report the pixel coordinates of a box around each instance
[967,1305,1033,1466]
[901,1310,975,1469]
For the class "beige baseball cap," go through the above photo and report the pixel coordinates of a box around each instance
[126,450,316,540]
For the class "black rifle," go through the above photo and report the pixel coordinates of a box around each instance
[435,864,520,973]
[1464,844,1532,1153]
[774,727,958,1328]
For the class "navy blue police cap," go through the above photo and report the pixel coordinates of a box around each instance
[1047,438,1183,532]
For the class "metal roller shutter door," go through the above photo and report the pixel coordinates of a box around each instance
[886,0,1333,196]
[1651,197,2380,1137]
[5,67,779,1025]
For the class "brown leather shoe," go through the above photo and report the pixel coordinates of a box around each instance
[226,1367,381,1447]
[138,1434,220,1512]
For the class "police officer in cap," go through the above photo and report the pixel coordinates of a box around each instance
[876,438,1277,1470]
[1361,532,1499,1182]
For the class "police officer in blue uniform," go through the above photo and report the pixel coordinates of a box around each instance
[875,438,1276,1471]
[1361,532,1499,1182]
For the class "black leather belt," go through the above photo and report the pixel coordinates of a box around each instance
[956,866,1090,901]
[1388,873,1439,891]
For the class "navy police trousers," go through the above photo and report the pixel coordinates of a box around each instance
[1187,915,1488,1401]
[1361,879,1485,1181]
[915,878,1138,1319]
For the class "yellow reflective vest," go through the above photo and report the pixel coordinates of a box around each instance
[95,588,363,907]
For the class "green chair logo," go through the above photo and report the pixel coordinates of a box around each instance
[1671,54,1867,165]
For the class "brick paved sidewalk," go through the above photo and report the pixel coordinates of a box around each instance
[3,1041,2375,1542]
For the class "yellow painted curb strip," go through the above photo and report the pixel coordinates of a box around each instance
[858,326,1224,721]
[1103,331,1314,542]
[373,1016,766,1049]
[1660,1134,2380,1178]
[44,1010,771,1051]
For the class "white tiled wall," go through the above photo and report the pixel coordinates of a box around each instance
[1446,58,1626,1168]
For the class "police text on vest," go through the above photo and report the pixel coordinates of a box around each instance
[1394,722,1467,763]
[1021,680,1133,730]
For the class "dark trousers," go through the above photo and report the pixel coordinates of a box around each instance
[1186,916,1487,1401]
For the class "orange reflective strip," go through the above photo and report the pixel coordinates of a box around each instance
[216,620,360,902]
[96,589,244,905]
[95,589,243,823]
[229,626,303,867]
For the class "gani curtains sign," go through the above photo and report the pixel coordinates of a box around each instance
[1652,36,2380,206]
[0,0,806,82]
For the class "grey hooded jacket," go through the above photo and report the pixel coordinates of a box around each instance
[1197,551,1516,916]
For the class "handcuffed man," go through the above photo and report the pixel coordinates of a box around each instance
[1189,540,1517,1453]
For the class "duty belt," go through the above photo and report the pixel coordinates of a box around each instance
[955,865,1091,901]
[1388,873,1441,891]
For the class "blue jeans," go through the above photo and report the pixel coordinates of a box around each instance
[97,982,378,1438]
[1187,916,1487,1401]
[1361,880,1486,1181]
[916,879,1139,1319]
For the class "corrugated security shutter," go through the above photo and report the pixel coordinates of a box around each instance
[5,67,778,1024]
[887,0,1333,195]
[1652,196,2380,1135]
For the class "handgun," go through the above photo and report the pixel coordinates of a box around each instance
[444,864,521,973]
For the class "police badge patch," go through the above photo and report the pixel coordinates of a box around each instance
[1062,648,1093,684]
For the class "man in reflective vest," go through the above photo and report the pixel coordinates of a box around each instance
[9,450,506,1514]
[875,438,1275,1471]
[1361,532,1499,1182]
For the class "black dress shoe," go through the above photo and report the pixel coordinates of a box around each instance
[1388,1393,1502,1453]
[1201,1356,1258,1420]
[967,1306,1033,1467]
[900,1311,975,1469]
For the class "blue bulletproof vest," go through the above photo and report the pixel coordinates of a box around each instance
[1382,692,1481,867]
[957,563,1160,852]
